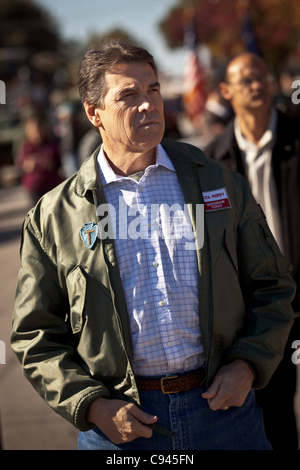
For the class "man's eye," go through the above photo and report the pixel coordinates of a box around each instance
[120,91,134,99]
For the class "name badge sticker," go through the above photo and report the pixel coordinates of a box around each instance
[202,187,232,212]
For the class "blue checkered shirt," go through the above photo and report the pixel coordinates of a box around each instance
[97,144,205,376]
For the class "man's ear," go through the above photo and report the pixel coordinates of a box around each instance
[219,82,232,102]
[83,102,102,130]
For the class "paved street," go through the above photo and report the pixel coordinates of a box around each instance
[0,184,299,450]
[0,185,78,450]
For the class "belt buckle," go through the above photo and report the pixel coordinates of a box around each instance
[160,375,179,394]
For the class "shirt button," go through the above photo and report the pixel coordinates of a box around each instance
[168,342,173,347]
[159,301,165,307]
[147,223,151,228]
[139,186,143,192]
[153,262,158,267]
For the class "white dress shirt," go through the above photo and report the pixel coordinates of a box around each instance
[97,144,205,376]
[234,108,284,253]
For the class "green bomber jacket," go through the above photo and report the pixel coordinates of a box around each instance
[11,138,296,431]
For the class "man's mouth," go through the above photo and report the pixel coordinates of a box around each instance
[139,120,160,128]
[251,92,266,100]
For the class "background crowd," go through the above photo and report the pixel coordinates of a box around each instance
[0,0,300,450]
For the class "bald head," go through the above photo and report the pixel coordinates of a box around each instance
[225,53,268,83]
[220,52,272,115]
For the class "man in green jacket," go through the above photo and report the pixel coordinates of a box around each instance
[11,40,296,450]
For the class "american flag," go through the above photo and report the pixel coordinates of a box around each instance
[182,17,207,123]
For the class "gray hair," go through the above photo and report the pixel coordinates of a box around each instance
[77,39,158,109]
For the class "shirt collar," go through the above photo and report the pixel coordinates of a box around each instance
[234,107,277,152]
[97,143,175,186]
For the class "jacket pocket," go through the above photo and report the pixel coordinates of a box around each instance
[251,219,292,276]
[66,266,87,334]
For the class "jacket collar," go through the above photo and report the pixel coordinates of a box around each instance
[211,119,238,162]
[161,137,207,165]
[75,145,102,198]
[75,138,207,197]
[209,109,292,179]
[214,108,291,163]
[207,119,246,176]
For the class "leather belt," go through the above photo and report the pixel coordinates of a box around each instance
[137,367,206,395]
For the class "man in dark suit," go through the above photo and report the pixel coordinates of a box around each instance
[205,52,300,450]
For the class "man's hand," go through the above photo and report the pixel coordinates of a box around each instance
[88,397,158,445]
[202,359,254,411]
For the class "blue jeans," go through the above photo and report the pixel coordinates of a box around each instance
[78,385,272,450]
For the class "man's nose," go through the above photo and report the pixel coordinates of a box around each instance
[252,80,263,89]
[251,77,268,89]
[138,93,155,113]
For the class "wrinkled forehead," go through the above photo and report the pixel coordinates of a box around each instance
[106,60,157,78]
[104,61,158,91]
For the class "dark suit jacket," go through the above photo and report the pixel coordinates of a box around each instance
[205,110,300,312]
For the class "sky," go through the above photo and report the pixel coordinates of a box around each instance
[34,0,187,77]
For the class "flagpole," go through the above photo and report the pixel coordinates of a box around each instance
[182,7,207,131]
[236,0,260,55]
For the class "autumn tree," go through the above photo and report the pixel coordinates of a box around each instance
[159,0,300,71]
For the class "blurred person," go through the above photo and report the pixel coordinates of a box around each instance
[205,52,300,450]
[16,111,64,206]
[55,103,78,177]
[273,71,300,119]
[11,40,296,451]
[163,98,182,140]
[203,88,233,138]
[55,102,88,177]
[77,128,102,168]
